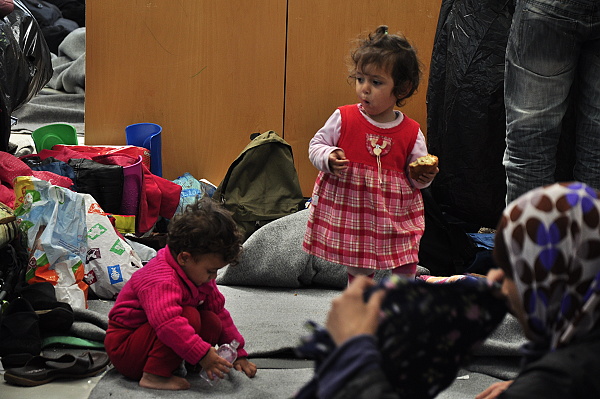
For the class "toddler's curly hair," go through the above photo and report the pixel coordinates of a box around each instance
[167,198,243,265]
[350,25,422,106]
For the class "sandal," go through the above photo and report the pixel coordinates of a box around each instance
[3,351,110,386]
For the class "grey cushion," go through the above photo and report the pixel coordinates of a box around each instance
[217,210,389,288]
[217,210,344,288]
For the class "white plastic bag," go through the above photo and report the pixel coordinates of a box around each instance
[14,176,143,307]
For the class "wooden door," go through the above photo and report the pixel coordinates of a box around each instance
[85,1,288,183]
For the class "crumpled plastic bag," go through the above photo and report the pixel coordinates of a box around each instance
[173,172,202,216]
[13,176,143,308]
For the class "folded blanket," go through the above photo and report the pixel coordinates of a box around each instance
[217,210,389,289]
[48,27,85,94]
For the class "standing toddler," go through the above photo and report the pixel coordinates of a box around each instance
[304,25,438,283]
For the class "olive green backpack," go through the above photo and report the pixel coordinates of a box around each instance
[213,131,306,241]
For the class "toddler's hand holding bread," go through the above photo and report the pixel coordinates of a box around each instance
[409,154,439,182]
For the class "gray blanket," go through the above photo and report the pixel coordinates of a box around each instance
[89,286,333,399]
[11,88,84,134]
[88,210,525,399]
[11,28,86,134]
[88,284,521,399]
[217,210,389,289]
[48,27,86,95]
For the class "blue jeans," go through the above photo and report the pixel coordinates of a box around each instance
[504,0,600,203]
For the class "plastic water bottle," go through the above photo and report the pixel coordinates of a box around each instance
[199,340,239,386]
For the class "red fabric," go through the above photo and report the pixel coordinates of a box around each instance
[53,145,151,170]
[304,105,425,270]
[31,146,95,162]
[0,152,31,184]
[92,153,138,167]
[107,247,247,366]
[21,145,181,233]
[30,171,73,188]
[105,308,222,379]
[0,152,73,208]
[337,104,419,171]
[136,164,181,233]
[0,150,29,206]
[0,186,13,207]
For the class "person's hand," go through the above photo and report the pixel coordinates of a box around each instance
[328,149,349,175]
[233,357,257,378]
[486,268,505,286]
[475,380,514,399]
[199,347,233,381]
[413,167,439,184]
[486,268,509,301]
[326,275,386,346]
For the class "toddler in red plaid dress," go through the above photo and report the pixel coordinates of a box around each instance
[303,25,438,284]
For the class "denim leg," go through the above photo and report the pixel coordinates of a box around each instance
[574,26,600,189]
[504,0,586,203]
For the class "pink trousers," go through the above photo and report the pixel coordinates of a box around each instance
[104,306,222,379]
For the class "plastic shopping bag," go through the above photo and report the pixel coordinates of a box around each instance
[13,176,142,307]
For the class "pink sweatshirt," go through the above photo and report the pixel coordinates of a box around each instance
[108,246,247,364]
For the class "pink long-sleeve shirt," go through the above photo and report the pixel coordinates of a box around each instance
[108,246,247,365]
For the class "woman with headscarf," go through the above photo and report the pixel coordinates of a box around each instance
[478,181,600,398]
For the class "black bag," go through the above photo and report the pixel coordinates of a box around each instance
[418,188,479,276]
[0,204,28,303]
[1,0,53,152]
[213,131,306,242]
[68,158,124,215]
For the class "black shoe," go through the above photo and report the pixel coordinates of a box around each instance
[1,353,34,368]
[19,283,74,333]
[0,297,41,358]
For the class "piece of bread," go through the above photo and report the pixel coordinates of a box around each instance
[409,154,438,179]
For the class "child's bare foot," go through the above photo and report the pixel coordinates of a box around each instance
[139,372,191,390]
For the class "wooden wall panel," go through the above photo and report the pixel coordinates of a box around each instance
[85,1,441,193]
[85,1,287,183]
[285,0,442,194]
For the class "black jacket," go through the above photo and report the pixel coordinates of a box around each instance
[500,329,600,399]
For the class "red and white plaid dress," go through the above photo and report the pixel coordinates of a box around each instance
[303,104,425,270]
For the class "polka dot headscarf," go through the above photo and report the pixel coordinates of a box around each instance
[496,182,600,350]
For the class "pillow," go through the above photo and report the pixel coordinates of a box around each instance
[217,210,348,288]
[217,210,391,288]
